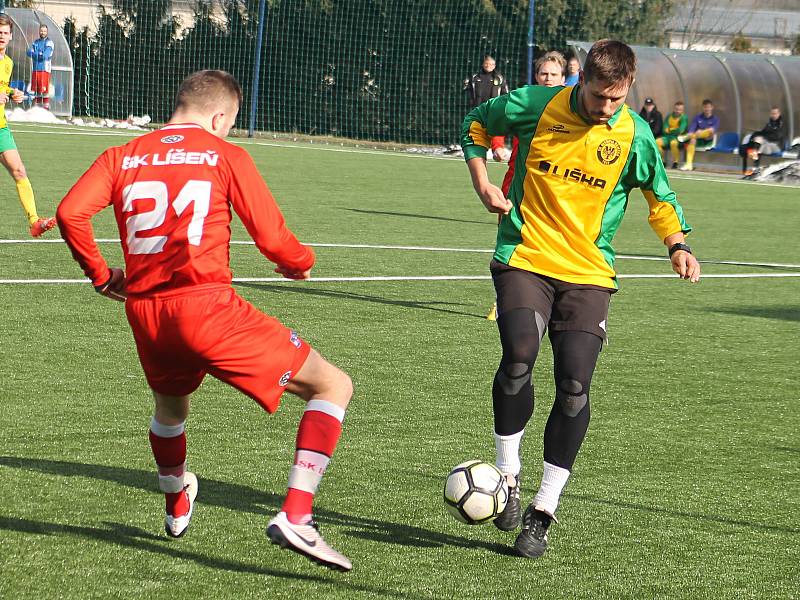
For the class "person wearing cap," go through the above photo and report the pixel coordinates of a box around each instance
[639,97,662,139]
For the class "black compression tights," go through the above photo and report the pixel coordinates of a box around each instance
[492,308,603,471]
[543,330,603,470]
[492,308,541,436]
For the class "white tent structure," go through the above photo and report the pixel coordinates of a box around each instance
[570,42,799,155]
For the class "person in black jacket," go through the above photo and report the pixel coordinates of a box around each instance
[739,107,786,174]
[464,55,510,161]
[639,97,663,139]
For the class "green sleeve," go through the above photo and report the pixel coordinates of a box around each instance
[678,114,688,134]
[460,94,511,161]
[460,85,561,162]
[624,112,692,238]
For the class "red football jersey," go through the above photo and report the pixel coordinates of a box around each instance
[58,124,314,296]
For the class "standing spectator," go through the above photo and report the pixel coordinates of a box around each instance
[0,15,55,236]
[656,101,688,169]
[27,24,54,110]
[501,51,566,199]
[461,39,700,558]
[679,99,720,171]
[639,97,663,138]
[464,54,510,161]
[564,56,580,86]
[739,106,785,175]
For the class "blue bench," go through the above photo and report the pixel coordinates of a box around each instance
[710,132,740,153]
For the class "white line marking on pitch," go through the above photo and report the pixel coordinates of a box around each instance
[3,238,799,269]
[12,123,798,186]
[2,273,799,285]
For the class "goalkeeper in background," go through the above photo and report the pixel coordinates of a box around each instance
[27,24,54,110]
[0,14,56,237]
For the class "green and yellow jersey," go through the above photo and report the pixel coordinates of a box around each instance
[461,85,690,289]
[663,112,688,137]
[0,54,14,129]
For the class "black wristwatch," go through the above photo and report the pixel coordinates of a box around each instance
[668,242,692,257]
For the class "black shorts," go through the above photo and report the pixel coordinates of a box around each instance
[490,260,614,340]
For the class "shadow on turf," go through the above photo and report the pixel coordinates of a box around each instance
[709,305,800,323]
[410,471,799,535]
[567,492,800,535]
[237,282,486,319]
[0,517,422,599]
[340,207,492,226]
[0,456,516,558]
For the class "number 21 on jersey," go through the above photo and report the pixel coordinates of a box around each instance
[123,180,211,255]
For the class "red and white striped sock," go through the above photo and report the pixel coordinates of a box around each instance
[148,418,189,518]
[282,399,345,525]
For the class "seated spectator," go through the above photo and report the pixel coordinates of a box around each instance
[739,106,785,175]
[679,99,720,171]
[656,101,687,169]
[639,97,663,139]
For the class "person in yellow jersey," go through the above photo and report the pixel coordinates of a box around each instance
[487,51,567,321]
[0,14,56,237]
[461,39,700,559]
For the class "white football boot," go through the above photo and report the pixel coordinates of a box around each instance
[267,511,352,571]
[164,472,198,538]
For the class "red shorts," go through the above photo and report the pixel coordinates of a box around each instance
[125,285,311,413]
[31,71,50,95]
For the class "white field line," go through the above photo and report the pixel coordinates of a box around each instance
[10,123,800,186]
[3,238,799,270]
[2,273,799,285]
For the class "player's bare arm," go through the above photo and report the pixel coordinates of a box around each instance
[466,157,512,215]
[664,232,701,282]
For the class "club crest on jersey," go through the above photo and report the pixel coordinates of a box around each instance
[289,331,302,349]
[597,139,622,165]
[160,135,185,144]
[537,160,607,189]
[279,371,292,386]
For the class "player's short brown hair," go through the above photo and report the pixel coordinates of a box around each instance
[582,40,636,86]
[0,14,14,32]
[175,70,242,113]
[535,51,567,77]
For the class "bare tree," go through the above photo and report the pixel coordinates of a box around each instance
[671,0,767,50]
[5,0,39,8]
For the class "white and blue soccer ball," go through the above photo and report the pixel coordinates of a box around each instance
[444,460,509,524]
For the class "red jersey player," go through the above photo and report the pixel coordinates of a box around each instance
[57,71,354,571]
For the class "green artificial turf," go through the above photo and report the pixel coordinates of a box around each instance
[1,123,798,599]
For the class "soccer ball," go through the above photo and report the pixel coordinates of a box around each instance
[444,460,508,524]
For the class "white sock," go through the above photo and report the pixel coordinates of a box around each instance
[533,461,570,517]
[494,430,524,476]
